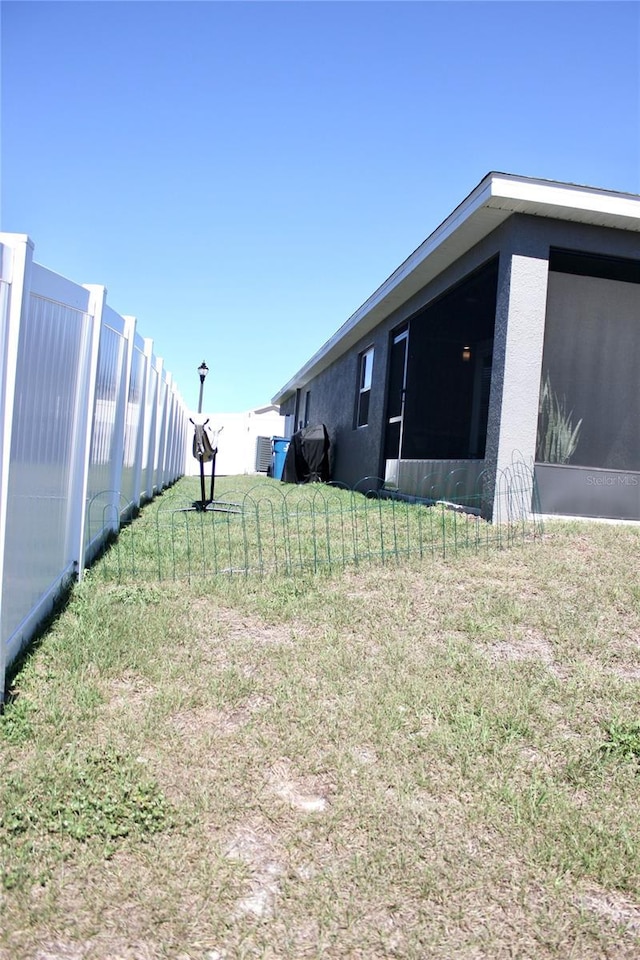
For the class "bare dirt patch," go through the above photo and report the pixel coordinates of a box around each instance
[190,603,296,648]
[31,942,160,960]
[224,820,286,919]
[169,695,267,738]
[32,945,89,960]
[267,758,331,814]
[577,887,640,934]
[350,744,378,766]
[104,673,156,712]
[482,629,563,676]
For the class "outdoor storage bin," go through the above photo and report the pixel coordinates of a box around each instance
[271,437,290,480]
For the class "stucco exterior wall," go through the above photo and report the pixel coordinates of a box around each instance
[294,334,387,488]
[282,214,640,503]
[295,224,513,488]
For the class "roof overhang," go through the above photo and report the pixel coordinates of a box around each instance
[272,172,640,405]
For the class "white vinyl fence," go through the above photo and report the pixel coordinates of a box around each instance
[0,233,188,693]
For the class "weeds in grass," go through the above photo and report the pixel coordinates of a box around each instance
[0,750,174,891]
[0,696,34,745]
[600,720,640,764]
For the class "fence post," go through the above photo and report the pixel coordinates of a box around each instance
[176,391,185,480]
[153,358,165,494]
[126,325,147,510]
[71,285,105,580]
[0,235,33,697]
[179,402,187,478]
[164,378,177,487]
[164,373,174,488]
[139,337,154,504]
[116,314,137,517]
[164,385,174,487]
[156,367,170,491]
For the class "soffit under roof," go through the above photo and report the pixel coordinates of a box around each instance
[272,173,640,404]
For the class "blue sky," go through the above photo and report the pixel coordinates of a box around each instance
[2,1,639,412]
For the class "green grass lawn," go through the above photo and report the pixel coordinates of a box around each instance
[1,492,639,959]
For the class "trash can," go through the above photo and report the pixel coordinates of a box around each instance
[271,437,290,481]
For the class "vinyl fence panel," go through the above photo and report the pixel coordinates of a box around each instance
[85,304,128,557]
[0,233,187,694]
[120,331,146,512]
[153,367,169,493]
[2,269,93,673]
[138,338,156,504]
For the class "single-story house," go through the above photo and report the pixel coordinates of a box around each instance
[272,172,640,521]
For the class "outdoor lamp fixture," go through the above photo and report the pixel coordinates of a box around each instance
[197,360,209,414]
[186,359,240,517]
[462,345,472,362]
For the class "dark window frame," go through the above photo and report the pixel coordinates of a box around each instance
[549,248,640,284]
[355,346,374,428]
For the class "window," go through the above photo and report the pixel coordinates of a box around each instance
[303,390,311,427]
[356,347,374,427]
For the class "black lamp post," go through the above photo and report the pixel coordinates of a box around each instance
[185,361,240,517]
[197,361,209,414]
[195,361,210,508]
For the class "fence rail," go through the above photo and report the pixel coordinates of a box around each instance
[93,468,544,585]
[1,234,188,691]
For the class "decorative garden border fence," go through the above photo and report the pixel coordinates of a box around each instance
[92,465,544,585]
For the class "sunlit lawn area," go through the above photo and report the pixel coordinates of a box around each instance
[1,487,639,959]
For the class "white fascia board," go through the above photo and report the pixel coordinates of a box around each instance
[272,173,640,404]
[488,173,640,224]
